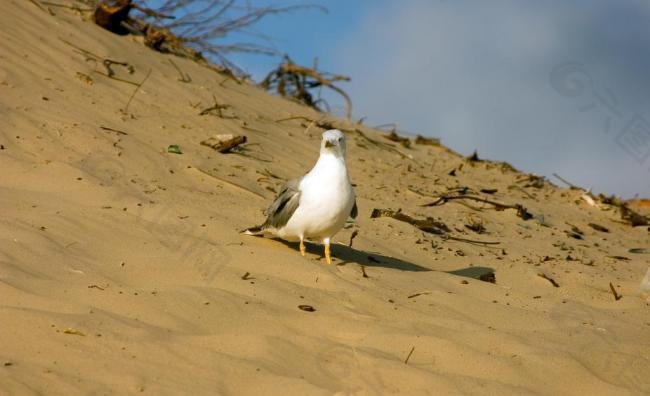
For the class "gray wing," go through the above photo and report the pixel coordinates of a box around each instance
[350,199,358,219]
[262,178,302,229]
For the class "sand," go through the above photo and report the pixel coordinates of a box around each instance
[1,1,649,395]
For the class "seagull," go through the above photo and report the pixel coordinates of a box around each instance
[244,129,357,264]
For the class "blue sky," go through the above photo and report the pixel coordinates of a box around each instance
[221,1,650,198]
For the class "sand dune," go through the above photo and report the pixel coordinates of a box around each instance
[1,2,649,395]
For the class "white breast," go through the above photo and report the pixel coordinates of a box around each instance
[278,153,354,242]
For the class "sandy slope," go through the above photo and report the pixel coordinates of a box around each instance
[1,2,649,395]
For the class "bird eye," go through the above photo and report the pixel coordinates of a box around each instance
[337,137,342,142]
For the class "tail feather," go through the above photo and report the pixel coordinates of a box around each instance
[241,225,264,236]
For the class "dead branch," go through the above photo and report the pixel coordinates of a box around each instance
[93,1,324,74]
[598,194,650,227]
[422,194,533,220]
[260,56,351,118]
[370,208,500,246]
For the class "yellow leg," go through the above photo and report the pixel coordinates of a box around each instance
[300,238,306,257]
[324,238,332,265]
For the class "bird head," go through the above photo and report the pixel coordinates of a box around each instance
[321,129,347,157]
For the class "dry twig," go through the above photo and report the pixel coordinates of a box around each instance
[261,56,351,118]
[123,69,152,113]
[199,94,233,117]
[422,194,533,220]
[537,273,560,287]
[168,58,191,82]
[370,208,500,246]
[609,282,622,301]
[93,0,323,73]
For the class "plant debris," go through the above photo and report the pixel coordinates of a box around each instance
[407,292,432,299]
[123,68,152,113]
[63,328,85,336]
[404,346,415,364]
[598,195,650,227]
[414,135,440,146]
[298,305,316,312]
[629,248,648,254]
[241,272,254,280]
[371,208,449,235]
[201,134,247,153]
[100,125,129,136]
[371,209,500,246]
[199,95,233,118]
[517,174,546,189]
[588,223,609,233]
[422,194,533,220]
[552,173,581,190]
[565,223,584,240]
[382,130,411,148]
[260,56,351,118]
[538,273,560,287]
[93,0,319,73]
[465,218,486,234]
[167,144,182,154]
[609,282,622,301]
[168,58,191,82]
[466,151,481,162]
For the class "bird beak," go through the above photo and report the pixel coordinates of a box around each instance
[325,140,335,148]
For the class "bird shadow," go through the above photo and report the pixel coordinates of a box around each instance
[277,239,431,272]
[446,266,496,281]
[270,239,496,279]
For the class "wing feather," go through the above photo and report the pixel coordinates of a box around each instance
[262,178,302,229]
